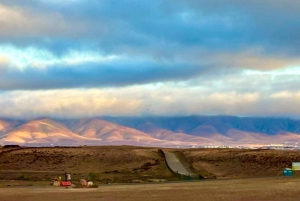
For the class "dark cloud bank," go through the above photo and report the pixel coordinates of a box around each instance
[0,0,300,90]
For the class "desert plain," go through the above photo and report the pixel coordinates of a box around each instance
[1,177,300,201]
[1,146,300,201]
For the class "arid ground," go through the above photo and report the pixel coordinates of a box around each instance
[1,146,300,200]
[1,146,300,182]
[1,177,300,201]
[0,146,174,183]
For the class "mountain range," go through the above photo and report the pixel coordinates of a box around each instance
[1,116,300,147]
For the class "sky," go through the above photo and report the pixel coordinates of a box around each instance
[0,0,300,119]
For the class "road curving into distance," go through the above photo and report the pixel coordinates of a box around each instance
[159,149,199,179]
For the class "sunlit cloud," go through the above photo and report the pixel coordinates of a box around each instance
[0,82,300,119]
[0,45,119,69]
[0,0,300,117]
[0,55,8,64]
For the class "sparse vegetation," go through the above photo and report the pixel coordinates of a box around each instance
[1,146,300,184]
[88,172,97,181]
[0,146,173,183]
[16,174,29,180]
[183,148,300,179]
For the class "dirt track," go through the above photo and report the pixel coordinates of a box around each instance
[1,177,300,201]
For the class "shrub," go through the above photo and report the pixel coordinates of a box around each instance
[89,172,97,181]
[17,174,29,180]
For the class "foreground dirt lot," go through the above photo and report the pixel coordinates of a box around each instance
[1,177,300,201]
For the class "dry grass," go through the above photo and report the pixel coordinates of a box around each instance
[183,148,300,179]
[0,146,174,183]
[1,146,300,184]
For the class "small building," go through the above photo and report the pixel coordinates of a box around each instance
[3,145,20,148]
[283,168,293,176]
[292,162,300,170]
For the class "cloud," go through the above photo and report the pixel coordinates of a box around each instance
[1,0,300,60]
[211,51,300,71]
[0,55,7,62]
[0,3,87,38]
[1,0,300,57]
[1,84,300,119]
[1,43,300,90]
[0,0,300,117]
[0,58,208,90]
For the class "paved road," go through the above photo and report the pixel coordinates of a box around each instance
[164,152,197,176]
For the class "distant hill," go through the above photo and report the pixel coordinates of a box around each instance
[102,116,300,145]
[0,116,300,146]
[0,119,22,137]
[67,118,167,144]
[2,118,94,145]
[103,116,300,135]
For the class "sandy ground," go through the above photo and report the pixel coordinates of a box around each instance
[1,177,299,201]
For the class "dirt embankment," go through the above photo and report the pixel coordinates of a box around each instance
[1,147,300,183]
[183,148,300,179]
[0,146,173,183]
